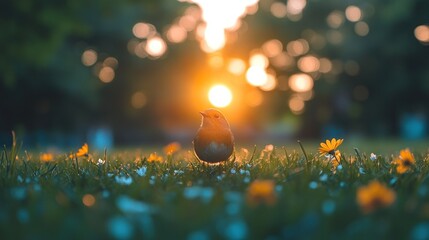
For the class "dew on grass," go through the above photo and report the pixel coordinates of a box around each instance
[226,202,241,216]
[116,195,153,214]
[33,184,41,192]
[322,200,336,215]
[174,169,184,175]
[319,174,328,182]
[390,177,398,185]
[149,175,156,185]
[107,173,114,177]
[337,165,343,171]
[108,216,134,239]
[17,209,29,223]
[418,185,428,197]
[11,187,26,200]
[243,177,251,183]
[17,175,23,183]
[183,186,214,203]
[223,219,248,240]
[115,175,133,185]
[102,190,110,198]
[370,153,377,161]
[240,169,250,176]
[230,168,237,174]
[136,166,147,176]
[359,167,365,174]
[309,181,318,189]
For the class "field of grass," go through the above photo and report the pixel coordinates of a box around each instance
[1,136,429,240]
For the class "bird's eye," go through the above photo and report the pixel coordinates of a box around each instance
[214,114,220,118]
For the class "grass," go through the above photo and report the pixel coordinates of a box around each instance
[1,135,429,240]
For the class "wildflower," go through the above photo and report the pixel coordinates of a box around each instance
[319,138,343,168]
[246,180,277,206]
[356,180,396,213]
[40,153,54,162]
[97,158,105,165]
[393,148,415,174]
[69,143,89,158]
[147,153,163,163]
[370,153,377,161]
[163,142,181,155]
[319,138,343,157]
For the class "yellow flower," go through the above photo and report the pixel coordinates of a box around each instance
[356,180,396,214]
[331,150,342,169]
[319,138,343,157]
[246,180,277,206]
[163,142,181,155]
[69,143,89,158]
[147,153,163,163]
[40,153,54,162]
[394,148,415,174]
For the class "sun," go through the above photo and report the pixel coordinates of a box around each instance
[208,84,233,108]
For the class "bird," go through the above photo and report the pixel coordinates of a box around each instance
[193,108,234,163]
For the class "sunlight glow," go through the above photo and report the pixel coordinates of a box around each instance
[208,84,233,108]
[186,0,260,52]
[228,58,246,75]
[246,66,268,87]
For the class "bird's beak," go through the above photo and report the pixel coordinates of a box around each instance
[200,111,208,117]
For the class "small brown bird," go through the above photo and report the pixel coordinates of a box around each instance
[193,108,234,163]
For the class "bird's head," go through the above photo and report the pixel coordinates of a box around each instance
[200,108,230,129]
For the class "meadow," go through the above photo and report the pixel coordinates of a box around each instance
[1,135,429,240]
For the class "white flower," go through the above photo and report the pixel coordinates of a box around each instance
[115,175,133,185]
[370,153,377,161]
[97,158,105,165]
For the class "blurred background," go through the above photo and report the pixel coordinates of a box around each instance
[1,0,428,149]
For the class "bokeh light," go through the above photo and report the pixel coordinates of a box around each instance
[319,58,332,73]
[99,67,115,83]
[132,22,156,39]
[166,25,187,43]
[208,84,233,108]
[288,73,313,92]
[82,194,96,207]
[189,0,260,52]
[246,66,268,87]
[345,5,362,22]
[286,39,309,57]
[145,36,167,57]
[228,58,246,75]
[287,0,307,15]
[327,11,344,29]
[131,92,147,109]
[262,39,283,58]
[355,22,369,36]
[249,53,269,68]
[260,73,277,91]
[297,55,320,73]
[81,49,97,67]
[103,57,118,69]
[270,2,287,18]
[414,25,429,43]
[270,52,295,69]
[289,95,305,114]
